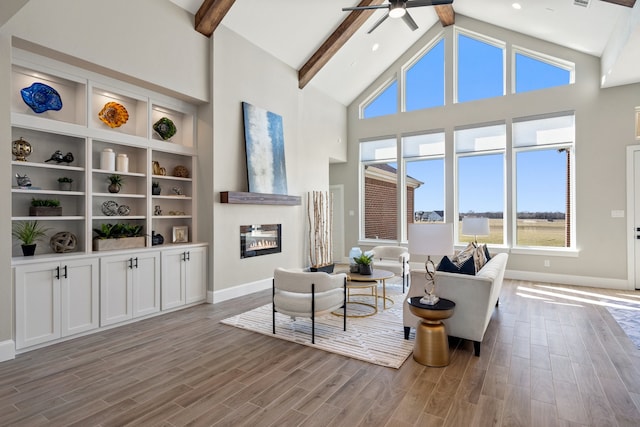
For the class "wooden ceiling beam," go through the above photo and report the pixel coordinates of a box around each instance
[298,0,386,90]
[434,5,455,27]
[195,0,236,37]
[600,0,635,7]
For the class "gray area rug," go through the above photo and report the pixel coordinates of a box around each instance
[221,280,415,368]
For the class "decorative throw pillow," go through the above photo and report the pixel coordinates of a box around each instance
[451,242,475,267]
[437,254,476,275]
[473,244,488,272]
[481,243,491,261]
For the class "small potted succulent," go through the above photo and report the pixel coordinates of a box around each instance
[107,174,123,193]
[57,176,73,191]
[12,220,50,256]
[353,252,374,275]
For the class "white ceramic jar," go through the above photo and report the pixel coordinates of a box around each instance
[116,153,129,172]
[100,148,116,171]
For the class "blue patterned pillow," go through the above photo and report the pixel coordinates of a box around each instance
[437,254,476,275]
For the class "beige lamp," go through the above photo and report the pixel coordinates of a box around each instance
[408,223,454,305]
[462,217,490,244]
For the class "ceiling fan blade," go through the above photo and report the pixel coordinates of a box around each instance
[402,11,419,31]
[342,5,390,12]
[367,13,390,34]
[405,0,454,7]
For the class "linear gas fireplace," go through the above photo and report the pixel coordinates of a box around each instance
[240,224,282,258]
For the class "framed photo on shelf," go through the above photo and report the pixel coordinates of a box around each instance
[172,226,188,243]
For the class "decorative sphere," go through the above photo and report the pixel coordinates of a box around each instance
[50,231,77,253]
[173,165,189,178]
[12,137,32,161]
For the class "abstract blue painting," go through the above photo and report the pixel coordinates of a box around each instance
[242,102,288,195]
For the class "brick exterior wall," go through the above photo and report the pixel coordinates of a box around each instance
[364,177,415,240]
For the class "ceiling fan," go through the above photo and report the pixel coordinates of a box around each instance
[342,0,454,34]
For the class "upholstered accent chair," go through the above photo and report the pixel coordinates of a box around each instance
[272,267,347,343]
[371,246,410,292]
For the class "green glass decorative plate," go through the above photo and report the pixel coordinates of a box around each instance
[153,117,177,140]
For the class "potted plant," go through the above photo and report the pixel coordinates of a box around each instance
[353,252,374,275]
[93,222,146,251]
[307,190,334,273]
[57,176,73,191]
[12,220,50,256]
[107,174,123,193]
[29,198,62,216]
[152,181,161,195]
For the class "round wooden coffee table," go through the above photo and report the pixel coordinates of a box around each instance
[348,269,395,309]
[407,297,455,367]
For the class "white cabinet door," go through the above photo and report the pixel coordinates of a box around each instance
[100,254,133,326]
[161,249,186,310]
[185,247,207,304]
[15,262,61,349]
[61,258,99,337]
[132,251,160,317]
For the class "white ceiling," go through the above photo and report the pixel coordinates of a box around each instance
[169,0,639,106]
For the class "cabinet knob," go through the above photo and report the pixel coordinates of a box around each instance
[128,258,133,269]
[134,257,139,268]
[63,265,68,279]
[55,266,60,280]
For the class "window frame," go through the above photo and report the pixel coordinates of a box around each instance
[454,28,506,104]
[511,46,575,94]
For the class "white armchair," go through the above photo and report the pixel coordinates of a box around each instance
[371,246,410,292]
[273,267,347,343]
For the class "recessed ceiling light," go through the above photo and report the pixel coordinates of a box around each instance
[372,43,380,52]
[512,3,522,9]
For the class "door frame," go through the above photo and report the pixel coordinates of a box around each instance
[330,184,345,264]
[626,145,640,289]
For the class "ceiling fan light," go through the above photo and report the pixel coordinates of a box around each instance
[389,5,406,19]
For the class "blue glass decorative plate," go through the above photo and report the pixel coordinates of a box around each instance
[20,82,63,113]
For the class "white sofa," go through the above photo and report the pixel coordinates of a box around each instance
[371,246,410,292]
[403,252,508,356]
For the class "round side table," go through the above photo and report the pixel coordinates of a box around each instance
[407,297,455,367]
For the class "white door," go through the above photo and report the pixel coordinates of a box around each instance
[15,262,61,349]
[627,146,640,289]
[100,255,133,326]
[162,249,186,310]
[185,247,207,304]
[61,258,99,337]
[132,251,161,318]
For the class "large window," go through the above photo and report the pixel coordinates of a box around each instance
[514,50,572,93]
[403,132,445,229]
[363,80,397,119]
[405,39,445,112]
[360,138,398,240]
[455,124,506,245]
[513,114,575,247]
[456,32,504,103]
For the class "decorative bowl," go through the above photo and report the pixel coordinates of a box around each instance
[98,102,129,128]
[20,82,63,113]
[153,117,177,140]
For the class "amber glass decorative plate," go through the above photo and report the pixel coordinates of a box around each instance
[98,102,129,128]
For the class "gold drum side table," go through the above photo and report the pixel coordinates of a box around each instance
[408,297,455,367]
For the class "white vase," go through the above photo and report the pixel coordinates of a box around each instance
[116,154,129,172]
[100,148,115,171]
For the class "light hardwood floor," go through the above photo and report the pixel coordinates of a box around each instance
[1,279,639,426]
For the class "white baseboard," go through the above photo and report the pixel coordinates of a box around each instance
[0,340,15,363]
[212,277,272,304]
[505,270,631,290]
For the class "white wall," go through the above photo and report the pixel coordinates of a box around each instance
[211,26,347,299]
[0,0,211,360]
[332,15,640,288]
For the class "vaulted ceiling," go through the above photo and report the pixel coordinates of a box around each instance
[170,0,640,106]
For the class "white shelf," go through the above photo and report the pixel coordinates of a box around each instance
[93,192,146,199]
[93,216,146,220]
[12,216,84,221]
[12,189,85,196]
[12,161,85,172]
[153,215,192,219]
